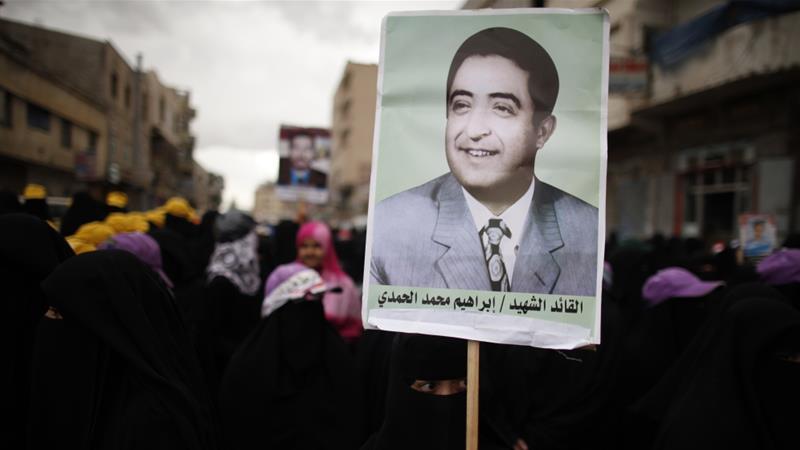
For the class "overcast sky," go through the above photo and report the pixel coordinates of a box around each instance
[2,0,460,210]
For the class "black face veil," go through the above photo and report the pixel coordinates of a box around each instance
[28,250,217,450]
[219,295,365,450]
[0,214,73,450]
[364,333,467,450]
[636,295,800,450]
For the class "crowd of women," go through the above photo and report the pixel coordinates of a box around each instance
[2,185,798,450]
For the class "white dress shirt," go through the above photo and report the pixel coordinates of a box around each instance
[462,180,535,285]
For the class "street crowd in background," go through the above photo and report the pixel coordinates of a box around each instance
[1,184,798,450]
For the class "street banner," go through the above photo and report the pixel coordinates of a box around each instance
[362,9,609,349]
[276,125,331,204]
[739,213,777,263]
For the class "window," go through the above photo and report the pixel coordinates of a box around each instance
[26,102,50,131]
[60,118,72,148]
[339,99,351,117]
[88,131,98,153]
[142,92,149,120]
[110,72,118,99]
[340,128,351,149]
[159,96,165,122]
[341,71,351,90]
[0,89,11,127]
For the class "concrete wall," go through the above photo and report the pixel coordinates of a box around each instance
[650,11,800,106]
[330,62,378,222]
[0,51,108,186]
[0,19,106,97]
[0,17,201,207]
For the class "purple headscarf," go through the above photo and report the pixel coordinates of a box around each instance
[757,249,800,285]
[99,232,173,288]
[642,267,723,307]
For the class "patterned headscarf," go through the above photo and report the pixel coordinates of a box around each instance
[261,262,329,318]
[207,231,261,295]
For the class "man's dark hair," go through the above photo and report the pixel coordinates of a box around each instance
[446,27,559,121]
[290,132,313,148]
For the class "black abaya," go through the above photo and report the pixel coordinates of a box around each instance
[219,299,365,450]
[28,250,218,450]
[362,334,467,450]
[632,287,799,450]
[60,191,108,236]
[0,214,73,449]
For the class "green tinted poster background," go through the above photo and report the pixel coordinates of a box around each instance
[374,11,605,206]
[363,9,608,348]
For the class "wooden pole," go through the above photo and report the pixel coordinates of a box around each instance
[466,340,480,450]
[296,199,307,224]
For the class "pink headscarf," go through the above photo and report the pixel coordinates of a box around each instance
[295,221,362,342]
[296,221,345,277]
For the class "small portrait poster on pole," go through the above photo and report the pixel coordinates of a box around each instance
[276,125,331,204]
[739,213,777,263]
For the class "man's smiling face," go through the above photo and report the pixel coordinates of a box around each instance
[445,54,538,193]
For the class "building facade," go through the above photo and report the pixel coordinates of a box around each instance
[0,18,218,211]
[193,161,224,213]
[464,0,800,244]
[0,45,108,197]
[328,61,378,228]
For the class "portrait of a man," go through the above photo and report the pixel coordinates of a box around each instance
[277,133,327,189]
[740,215,776,260]
[370,27,599,296]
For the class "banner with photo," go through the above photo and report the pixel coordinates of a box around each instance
[361,9,609,349]
[739,213,777,263]
[276,125,331,204]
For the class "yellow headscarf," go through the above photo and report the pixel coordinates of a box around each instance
[127,212,150,232]
[106,191,128,209]
[74,221,116,246]
[163,197,200,223]
[66,236,97,255]
[163,197,193,218]
[105,212,150,234]
[145,208,166,228]
[23,184,47,200]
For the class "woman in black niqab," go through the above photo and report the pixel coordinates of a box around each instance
[218,266,364,450]
[198,211,263,394]
[362,334,467,450]
[28,250,218,450]
[0,214,73,450]
[633,294,799,450]
[60,191,108,236]
[0,190,22,215]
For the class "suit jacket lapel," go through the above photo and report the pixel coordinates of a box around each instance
[512,181,564,293]
[432,174,492,291]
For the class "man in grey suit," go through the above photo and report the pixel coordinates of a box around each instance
[370,27,598,296]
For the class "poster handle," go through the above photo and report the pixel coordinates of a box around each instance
[467,340,480,450]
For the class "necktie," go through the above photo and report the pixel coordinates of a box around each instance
[480,218,511,291]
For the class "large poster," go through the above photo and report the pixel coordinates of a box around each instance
[362,9,608,349]
[276,125,331,204]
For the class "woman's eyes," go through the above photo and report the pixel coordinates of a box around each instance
[411,380,438,392]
